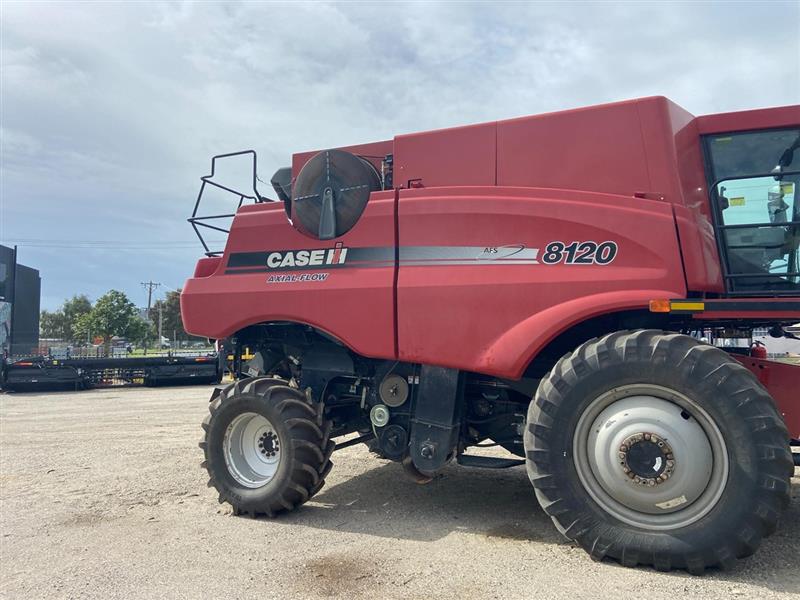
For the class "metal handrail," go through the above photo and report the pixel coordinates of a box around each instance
[188,150,269,256]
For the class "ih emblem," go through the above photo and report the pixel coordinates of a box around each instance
[266,242,349,270]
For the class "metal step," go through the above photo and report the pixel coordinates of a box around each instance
[457,454,525,469]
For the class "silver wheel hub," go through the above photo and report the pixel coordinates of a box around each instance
[574,385,728,530]
[619,431,675,486]
[223,412,282,489]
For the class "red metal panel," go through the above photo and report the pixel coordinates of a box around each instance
[497,98,651,198]
[734,356,800,439]
[393,122,496,189]
[666,101,711,217]
[697,104,800,135]
[193,257,222,278]
[396,186,687,378]
[182,192,397,359]
[635,99,723,293]
[673,205,724,293]
[633,97,686,205]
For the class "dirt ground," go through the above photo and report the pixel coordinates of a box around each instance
[1,386,798,600]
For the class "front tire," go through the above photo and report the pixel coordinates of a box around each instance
[525,330,793,573]
[200,377,334,517]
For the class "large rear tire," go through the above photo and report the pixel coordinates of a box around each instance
[200,377,334,517]
[525,330,793,573]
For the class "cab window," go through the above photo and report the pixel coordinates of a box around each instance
[705,128,800,294]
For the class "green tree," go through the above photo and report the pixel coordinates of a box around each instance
[40,309,68,339]
[39,295,93,342]
[149,289,187,343]
[77,290,148,356]
[62,295,92,342]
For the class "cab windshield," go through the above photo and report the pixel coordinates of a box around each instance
[704,128,800,294]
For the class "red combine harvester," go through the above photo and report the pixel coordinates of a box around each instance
[182,97,799,573]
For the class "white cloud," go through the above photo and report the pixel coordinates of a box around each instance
[1,0,798,308]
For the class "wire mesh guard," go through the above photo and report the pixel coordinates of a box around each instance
[188,150,267,256]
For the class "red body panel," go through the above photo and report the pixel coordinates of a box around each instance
[182,192,397,359]
[697,105,800,134]
[734,356,800,439]
[672,204,723,293]
[395,122,496,188]
[496,100,652,197]
[396,187,686,377]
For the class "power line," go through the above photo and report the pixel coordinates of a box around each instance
[4,238,200,244]
[2,240,204,248]
[0,241,226,251]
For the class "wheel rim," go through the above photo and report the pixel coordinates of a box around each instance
[223,412,282,488]
[573,384,729,530]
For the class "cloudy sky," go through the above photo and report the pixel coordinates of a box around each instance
[2,1,799,310]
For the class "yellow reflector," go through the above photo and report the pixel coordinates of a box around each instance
[649,299,671,313]
[670,301,705,312]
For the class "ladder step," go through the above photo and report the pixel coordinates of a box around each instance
[457,454,525,469]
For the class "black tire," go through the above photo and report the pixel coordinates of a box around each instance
[525,330,793,573]
[200,377,334,517]
[364,436,387,458]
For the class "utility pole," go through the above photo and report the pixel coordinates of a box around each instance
[141,281,161,355]
[157,303,163,353]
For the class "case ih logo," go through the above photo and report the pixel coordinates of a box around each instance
[266,243,348,270]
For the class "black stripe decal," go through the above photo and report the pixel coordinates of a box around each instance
[225,245,544,274]
[702,301,800,312]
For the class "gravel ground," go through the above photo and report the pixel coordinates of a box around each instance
[1,386,798,600]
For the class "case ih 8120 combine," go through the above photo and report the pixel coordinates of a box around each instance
[182,97,799,573]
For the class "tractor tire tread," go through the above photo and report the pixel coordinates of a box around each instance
[200,377,334,518]
[525,330,792,573]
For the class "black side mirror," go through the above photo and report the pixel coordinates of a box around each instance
[779,148,794,168]
[717,185,729,210]
[779,133,800,168]
[270,167,293,218]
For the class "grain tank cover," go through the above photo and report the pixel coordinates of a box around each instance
[292,149,381,240]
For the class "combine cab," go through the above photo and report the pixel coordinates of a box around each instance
[182,97,799,573]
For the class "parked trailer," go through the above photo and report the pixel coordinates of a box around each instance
[1,352,221,391]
